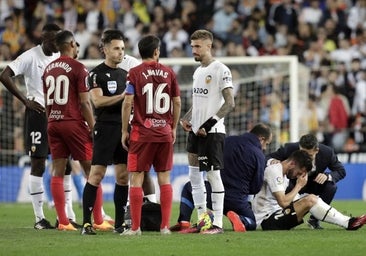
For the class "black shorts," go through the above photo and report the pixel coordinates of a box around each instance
[186,131,225,171]
[260,203,303,230]
[91,122,127,166]
[24,108,48,158]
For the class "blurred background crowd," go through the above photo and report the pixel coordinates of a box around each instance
[0,0,366,156]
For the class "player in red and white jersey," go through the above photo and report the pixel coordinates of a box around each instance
[43,30,95,231]
[121,35,181,235]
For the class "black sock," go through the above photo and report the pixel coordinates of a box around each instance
[114,184,129,228]
[82,182,98,225]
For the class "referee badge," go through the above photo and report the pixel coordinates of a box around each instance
[107,81,117,94]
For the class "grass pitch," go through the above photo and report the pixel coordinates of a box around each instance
[1,200,366,256]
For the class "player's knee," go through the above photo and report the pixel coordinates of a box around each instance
[207,170,224,191]
[31,158,46,176]
[305,194,319,207]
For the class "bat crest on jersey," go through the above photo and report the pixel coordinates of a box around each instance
[205,75,212,84]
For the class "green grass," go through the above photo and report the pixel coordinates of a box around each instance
[1,201,366,256]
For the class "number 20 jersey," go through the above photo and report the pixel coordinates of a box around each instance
[43,55,89,122]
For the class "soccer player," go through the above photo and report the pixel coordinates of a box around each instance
[180,29,235,234]
[81,29,129,235]
[252,150,366,231]
[121,35,181,235]
[171,123,272,232]
[267,133,346,229]
[0,24,61,229]
[43,30,95,231]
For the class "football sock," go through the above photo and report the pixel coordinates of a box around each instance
[64,174,76,221]
[43,169,53,204]
[82,182,98,225]
[114,184,128,228]
[129,187,143,230]
[160,184,173,229]
[93,184,104,224]
[207,170,224,228]
[189,165,206,217]
[51,176,68,225]
[29,175,45,222]
[310,197,350,228]
[72,172,84,202]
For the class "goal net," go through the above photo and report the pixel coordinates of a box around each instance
[0,56,310,202]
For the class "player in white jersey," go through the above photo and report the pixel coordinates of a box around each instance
[180,29,235,234]
[252,150,366,231]
[0,24,62,229]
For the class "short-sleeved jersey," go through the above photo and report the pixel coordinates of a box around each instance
[43,56,89,122]
[8,45,60,107]
[191,60,233,134]
[88,62,128,123]
[126,61,180,142]
[252,163,290,226]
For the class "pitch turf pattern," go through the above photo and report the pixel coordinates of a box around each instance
[1,201,366,256]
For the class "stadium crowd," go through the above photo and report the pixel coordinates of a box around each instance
[1,0,366,155]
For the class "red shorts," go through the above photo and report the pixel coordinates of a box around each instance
[48,120,92,161]
[127,141,173,172]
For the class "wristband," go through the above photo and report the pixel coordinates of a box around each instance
[200,117,218,132]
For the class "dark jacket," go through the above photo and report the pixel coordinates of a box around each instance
[221,132,265,198]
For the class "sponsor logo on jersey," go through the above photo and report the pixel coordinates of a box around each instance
[107,81,117,94]
[143,118,167,128]
[193,87,208,94]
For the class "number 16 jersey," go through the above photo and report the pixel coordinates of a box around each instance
[126,60,180,143]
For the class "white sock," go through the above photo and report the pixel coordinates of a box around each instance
[189,165,206,218]
[144,194,157,203]
[29,175,45,222]
[64,175,75,221]
[207,170,224,228]
[310,198,350,228]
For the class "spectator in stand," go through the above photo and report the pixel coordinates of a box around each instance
[162,17,189,55]
[211,0,238,41]
[0,42,12,61]
[74,15,92,59]
[327,84,351,152]
[82,0,107,33]
[299,0,323,30]
[347,0,366,39]
[62,0,78,32]
[352,69,366,117]
[0,16,22,58]
[344,57,363,108]
[266,0,298,35]
[319,0,349,38]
